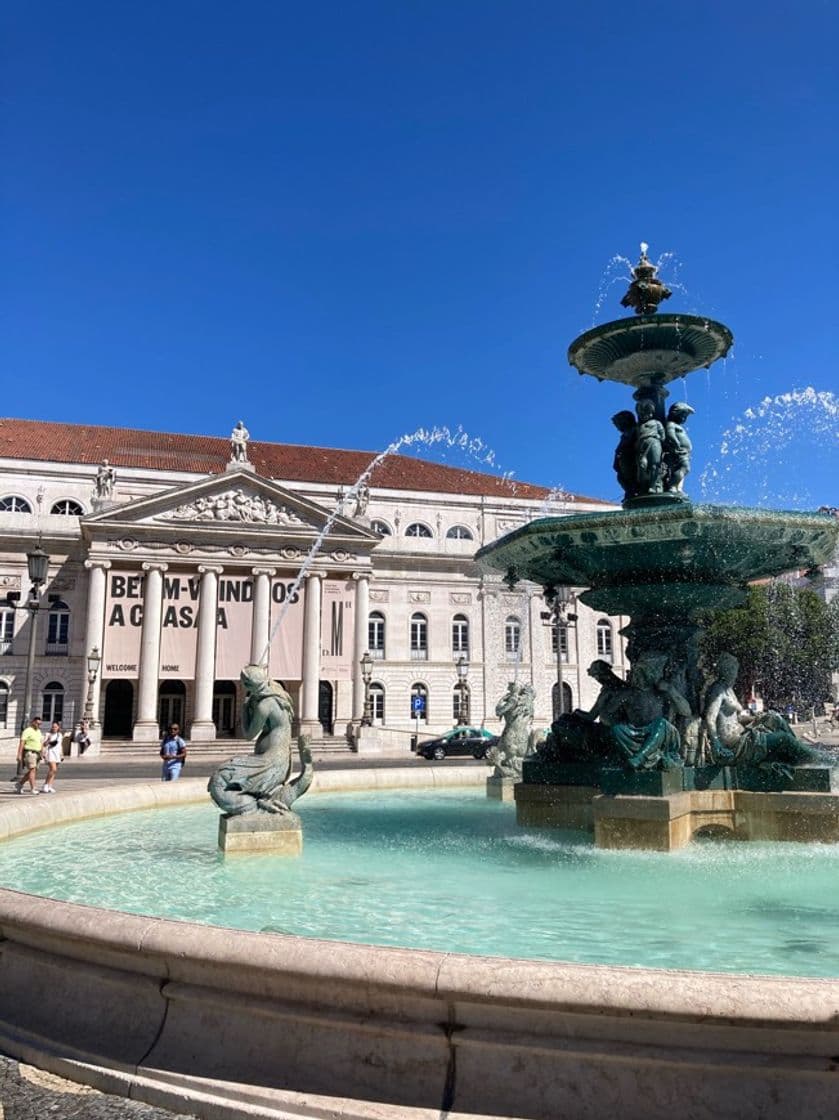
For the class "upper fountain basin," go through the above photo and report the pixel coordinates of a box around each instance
[475,505,839,617]
[569,313,734,386]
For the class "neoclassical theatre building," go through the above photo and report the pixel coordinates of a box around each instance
[0,419,624,750]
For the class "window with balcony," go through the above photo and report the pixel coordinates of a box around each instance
[451,613,469,656]
[504,616,521,659]
[410,613,428,660]
[46,601,70,655]
[550,623,569,662]
[596,619,614,661]
[368,611,386,659]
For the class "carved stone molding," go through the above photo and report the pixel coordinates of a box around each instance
[369,589,389,603]
[497,519,525,533]
[409,590,430,603]
[330,550,357,563]
[84,560,112,572]
[0,575,21,590]
[449,592,472,605]
[159,488,306,526]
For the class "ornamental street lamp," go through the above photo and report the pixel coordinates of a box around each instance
[455,653,470,725]
[84,646,102,724]
[360,650,373,727]
[542,585,577,720]
[21,547,50,730]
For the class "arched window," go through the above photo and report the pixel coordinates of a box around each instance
[370,519,391,536]
[405,522,433,538]
[0,608,14,655]
[451,613,469,656]
[368,611,386,659]
[550,623,569,662]
[446,525,474,541]
[452,682,471,723]
[596,619,614,661]
[51,499,84,515]
[46,600,70,654]
[41,681,64,724]
[0,681,8,729]
[369,682,385,724]
[505,616,521,659]
[0,496,32,513]
[410,612,428,660]
[410,682,428,722]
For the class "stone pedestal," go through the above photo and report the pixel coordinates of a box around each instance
[515,782,599,831]
[486,775,517,801]
[736,790,839,842]
[218,814,303,855]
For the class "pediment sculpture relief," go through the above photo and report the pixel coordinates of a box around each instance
[159,489,306,526]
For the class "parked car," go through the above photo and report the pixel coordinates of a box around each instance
[415,726,498,761]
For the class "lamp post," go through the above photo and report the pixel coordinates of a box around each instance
[455,653,470,725]
[360,650,373,727]
[84,646,102,724]
[543,585,577,720]
[21,547,50,730]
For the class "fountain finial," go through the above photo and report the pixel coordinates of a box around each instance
[620,245,672,316]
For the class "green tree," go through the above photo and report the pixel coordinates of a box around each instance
[702,583,839,710]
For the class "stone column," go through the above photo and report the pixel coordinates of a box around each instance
[250,567,276,668]
[300,571,324,736]
[351,571,370,722]
[133,562,168,742]
[82,559,111,733]
[190,564,223,742]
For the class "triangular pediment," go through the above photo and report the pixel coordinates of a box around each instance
[82,467,379,546]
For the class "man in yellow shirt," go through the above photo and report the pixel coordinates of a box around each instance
[16,716,44,794]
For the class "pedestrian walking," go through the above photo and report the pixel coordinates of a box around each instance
[41,720,63,793]
[15,716,44,794]
[160,723,187,781]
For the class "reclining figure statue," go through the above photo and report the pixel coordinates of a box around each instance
[208,664,313,817]
[703,653,835,775]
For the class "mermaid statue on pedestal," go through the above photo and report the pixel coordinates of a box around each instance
[208,664,313,817]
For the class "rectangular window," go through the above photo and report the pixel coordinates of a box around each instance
[550,625,569,662]
[46,611,69,655]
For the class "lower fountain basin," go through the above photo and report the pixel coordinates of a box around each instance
[0,775,838,1120]
[476,504,839,615]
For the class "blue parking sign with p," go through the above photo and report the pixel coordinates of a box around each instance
[411,695,426,714]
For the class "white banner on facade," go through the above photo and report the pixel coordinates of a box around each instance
[102,571,305,682]
[320,579,355,680]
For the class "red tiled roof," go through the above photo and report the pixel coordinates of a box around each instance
[0,418,610,505]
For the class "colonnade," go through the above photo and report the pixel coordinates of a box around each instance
[82,560,371,742]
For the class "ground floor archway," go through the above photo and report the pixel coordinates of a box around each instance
[103,680,134,738]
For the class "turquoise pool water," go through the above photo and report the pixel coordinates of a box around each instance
[3,788,839,977]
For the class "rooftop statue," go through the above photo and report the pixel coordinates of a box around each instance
[230,420,250,464]
[208,664,312,817]
[94,459,116,501]
[486,681,536,779]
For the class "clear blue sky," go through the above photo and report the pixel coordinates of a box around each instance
[3,1,837,508]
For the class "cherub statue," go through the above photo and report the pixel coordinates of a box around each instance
[208,665,312,817]
[230,420,250,464]
[635,400,665,494]
[611,410,637,500]
[664,402,694,492]
[94,459,116,500]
